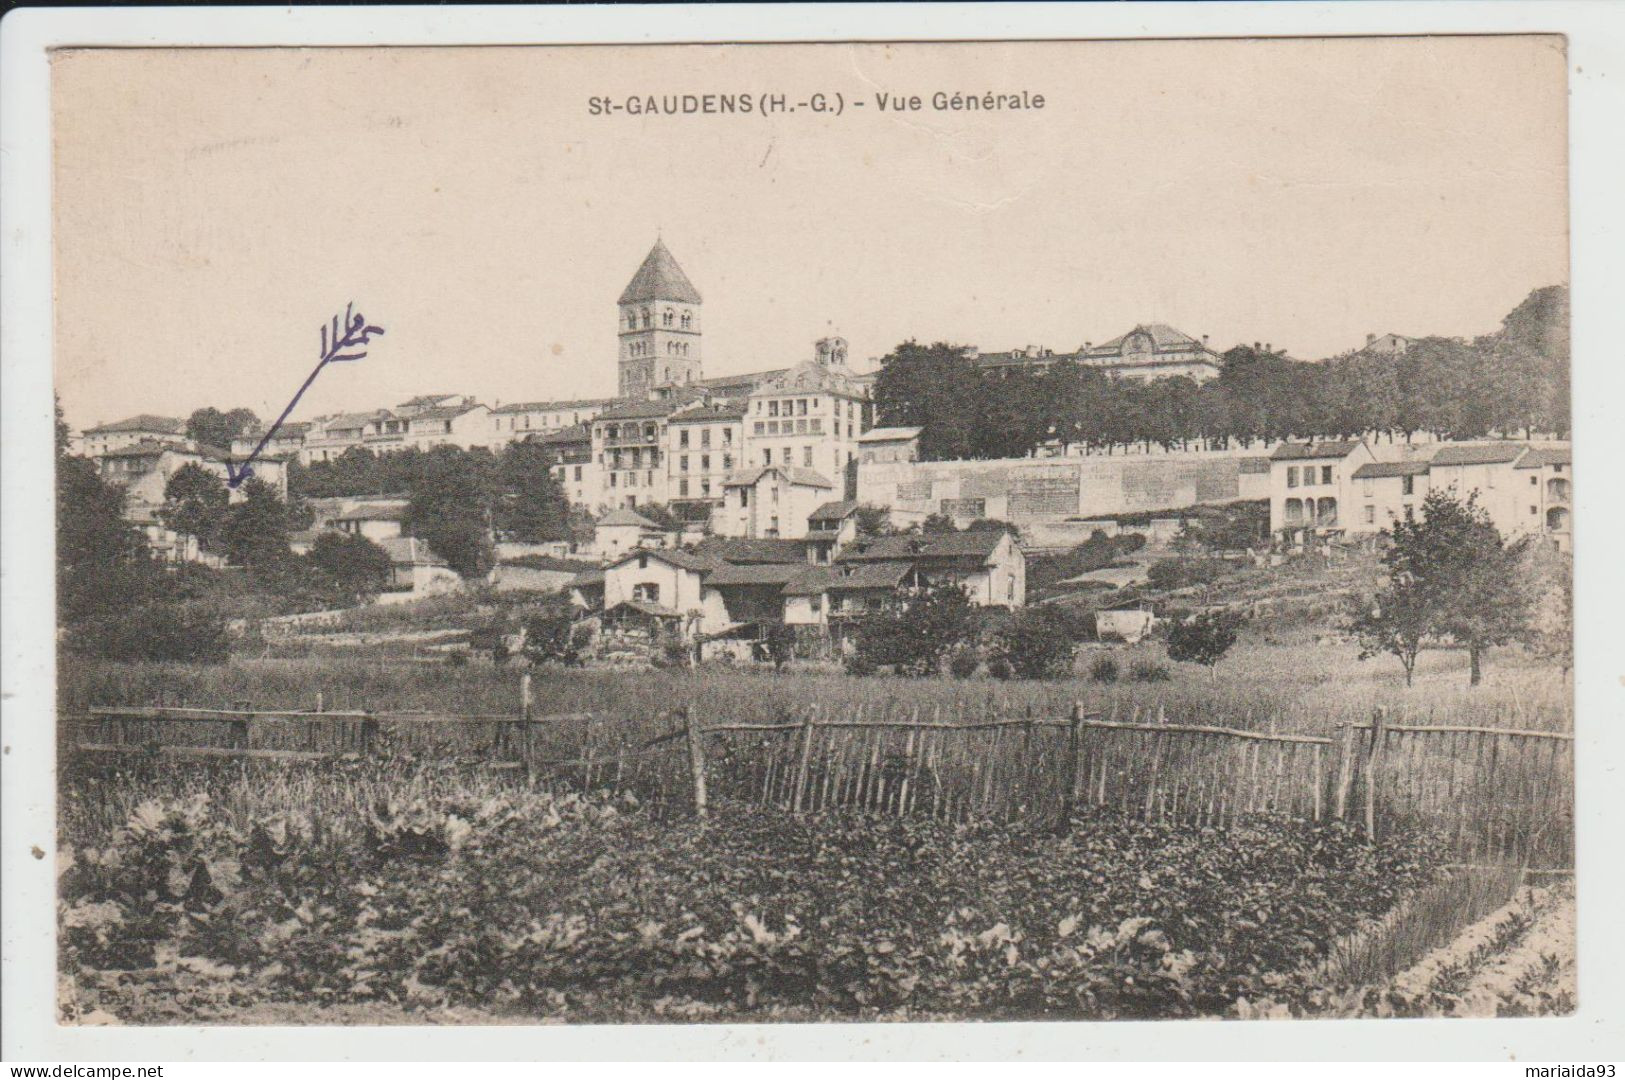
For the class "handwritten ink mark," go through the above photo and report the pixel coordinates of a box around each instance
[225,303,384,488]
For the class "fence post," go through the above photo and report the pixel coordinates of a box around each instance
[1059,703,1085,829]
[1334,722,1356,821]
[315,691,324,714]
[232,699,251,751]
[1364,707,1387,841]
[683,706,709,821]
[519,672,533,778]
[792,706,818,813]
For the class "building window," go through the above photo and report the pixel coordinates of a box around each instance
[1365,505,1375,524]
[810,595,822,614]
[1322,466,1333,485]
[681,312,692,329]
[722,454,733,469]
[679,479,689,497]
[1286,467,1298,489]
[633,582,659,602]
[762,449,771,465]
[795,419,808,434]
[723,428,733,446]
[701,454,710,472]
[663,309,674,327]
[700,428,711,449]
[797,399,808,416]
[803,446,813,468]
[680,455,689,472]
[1362,478,1374,497]
[573,465,582,481]
[769,401,780,418]
[1530,505,1538,516]
[810,418,822,434]
[701,480,711,497]
[1402,475,1415,496]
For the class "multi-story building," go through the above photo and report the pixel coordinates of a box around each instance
[1272,439,1573,552]
[80,415,187,457]
[666,401,744,517]
[591,395,703,509]
[529,423,599,509]
[976,324,1226,383]
[489,398,612,440]
[743,337,868,493]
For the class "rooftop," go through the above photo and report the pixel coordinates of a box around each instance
[618,239,703,305]
[1429,443,1528,467]
[809,500,860,523]
[1352,461,1433,479]
[596,508,661,529]
[856,426,923,443]
[1514,447,1572,469]
[85,414,185,436]
[669,401,746,423]
[722,465,834,489]
[1270,440,1365,462]
[838,530,1006,564]
[693,537,810,565]
[490,398,612,415]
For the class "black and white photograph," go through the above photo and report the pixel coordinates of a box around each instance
[7,14,1617,1059]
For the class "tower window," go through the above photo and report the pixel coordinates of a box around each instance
[681,312,692,329]
[641,308,651,328]
[663,309,674,327]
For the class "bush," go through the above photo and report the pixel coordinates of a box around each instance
[949,650,980,679]
[986,657,1014,680]
[848,583,977,677]
[844,653,878,677]
[1146,557,1229,593]
[988,606,1078,680]
[1089,655,1120,684]
[1129,660,1171,683]
[73,599,231,664]
[1166,610,1244,679]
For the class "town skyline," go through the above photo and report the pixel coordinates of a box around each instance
[53,38,1567,429]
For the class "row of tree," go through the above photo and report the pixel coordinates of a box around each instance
[872,286,1570,461]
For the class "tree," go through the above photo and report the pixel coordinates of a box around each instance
[988,605,1078,679]
[847,582,977,676]
[186,406,260,450]
[1349,489,1528,687]
[404,448,496,579]
[1166,609,1243,681]
[57,449,155,626]
[221,477,292,571]
[852,504,894,538]
[307,530,393,604]
[495,441,572,543]
[159,462,230,554]
[1521,544,1573,674]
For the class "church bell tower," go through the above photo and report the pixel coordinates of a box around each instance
[617,239,703,399]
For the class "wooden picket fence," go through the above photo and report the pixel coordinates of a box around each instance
[70,681,1574,868]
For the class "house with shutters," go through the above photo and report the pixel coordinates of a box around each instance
[1274,440,1572,551]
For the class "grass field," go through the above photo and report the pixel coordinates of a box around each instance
[60,624,1573,740]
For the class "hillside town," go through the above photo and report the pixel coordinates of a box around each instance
[68,239,1572,659]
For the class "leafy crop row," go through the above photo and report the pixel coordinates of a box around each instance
[59,761,1447,1024]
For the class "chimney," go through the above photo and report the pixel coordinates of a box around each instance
[1201,335,1209,346]
[1366,333,1377,346]
[1253,341,1261,350]
[1264,343,1271,353]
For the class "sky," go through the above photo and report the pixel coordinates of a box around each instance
[52,37,1569,431]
